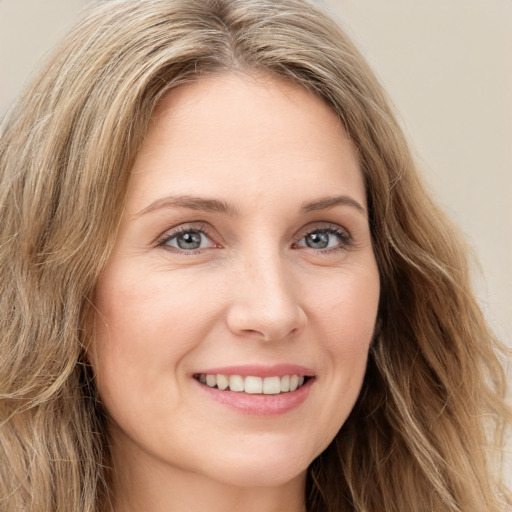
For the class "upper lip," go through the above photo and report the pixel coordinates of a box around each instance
[194,364,315,378]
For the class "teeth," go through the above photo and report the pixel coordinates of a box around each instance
[245,376,263,394]
[197,373,309,394]
[229,375,244,392]
[263,376,281,394]
[217,374,229,390]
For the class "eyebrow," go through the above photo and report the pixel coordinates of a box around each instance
[135,194,239,217]
[135,193,366,218]
[300,195,366,216]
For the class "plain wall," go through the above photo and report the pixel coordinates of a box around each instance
[1,0,511,351]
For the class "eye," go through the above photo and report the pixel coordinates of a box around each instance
[295,227,351,251]
[158,227,217,252]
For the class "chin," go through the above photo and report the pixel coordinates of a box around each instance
[212,460,308,489]
[198,436,317,488]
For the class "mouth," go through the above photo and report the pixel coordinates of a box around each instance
[193,365,315,415]
[193,373,310,395]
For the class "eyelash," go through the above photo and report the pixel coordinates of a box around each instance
[156,223,215,254]
[156,223,352,254]
[293,224,352,253]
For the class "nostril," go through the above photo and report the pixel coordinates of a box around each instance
[225,292,307,342]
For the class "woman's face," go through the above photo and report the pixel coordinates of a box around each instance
[91,73,380,489]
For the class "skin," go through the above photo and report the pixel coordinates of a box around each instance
[91,72,380,512]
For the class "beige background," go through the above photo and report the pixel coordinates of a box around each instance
[1,0,511,349]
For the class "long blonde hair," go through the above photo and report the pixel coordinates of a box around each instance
[0,0,509,510]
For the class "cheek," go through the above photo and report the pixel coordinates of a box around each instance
[311,262,380,348]
[332,272,379,380]
[93,266,219,354]
[305,265,379,441]
[90,267,218,413]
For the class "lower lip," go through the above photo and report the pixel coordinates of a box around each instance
[196,378,314,416]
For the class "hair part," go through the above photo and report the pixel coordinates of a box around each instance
[1,0,510,510]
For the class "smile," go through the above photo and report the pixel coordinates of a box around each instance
[195,374,308,394]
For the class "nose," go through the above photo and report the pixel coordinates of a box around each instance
[225,252,307,342]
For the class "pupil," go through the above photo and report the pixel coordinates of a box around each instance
[178,231,201,250]
[306,231,329,249]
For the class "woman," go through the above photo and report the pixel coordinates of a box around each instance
[0,0,509,511]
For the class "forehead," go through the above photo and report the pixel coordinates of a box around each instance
[128,72,365,213]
